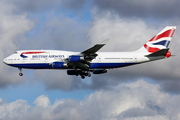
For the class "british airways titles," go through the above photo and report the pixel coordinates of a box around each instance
[32,55,64,58]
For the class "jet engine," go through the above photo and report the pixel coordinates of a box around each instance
[69,55,84,62]
[52,62,68,68]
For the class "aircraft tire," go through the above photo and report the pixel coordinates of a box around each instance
[81,76,85,79]
[19,73,23,76]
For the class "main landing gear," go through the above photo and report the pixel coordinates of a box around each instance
[67,70,91,79]
[80,71,91,79]
[18,68,23,76]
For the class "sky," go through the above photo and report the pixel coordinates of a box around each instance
[1,0,180,119]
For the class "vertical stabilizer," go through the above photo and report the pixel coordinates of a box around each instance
[138,26,176,54]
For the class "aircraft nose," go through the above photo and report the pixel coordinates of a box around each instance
[3,58,7,64]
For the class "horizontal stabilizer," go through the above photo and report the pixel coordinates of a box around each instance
[145,49,169,57]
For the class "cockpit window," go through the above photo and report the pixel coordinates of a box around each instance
[14,52,18,54]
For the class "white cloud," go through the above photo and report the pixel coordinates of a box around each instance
[0,99,30,119]
[33,95,50,107]
[1,80,180,120]
[0,1,33,87]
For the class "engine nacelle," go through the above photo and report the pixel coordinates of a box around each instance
[52,62,68,68]
[93,69,107,74]
[69,55,84,62]
[67,70,90,76]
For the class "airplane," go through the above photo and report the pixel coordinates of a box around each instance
[3,26,176,79]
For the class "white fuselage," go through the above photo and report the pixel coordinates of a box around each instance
[3,50,165,69]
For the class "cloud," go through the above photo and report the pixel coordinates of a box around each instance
[0,99,30,119]
[33,95,50,107]
[93,0,180,19]
[0,1,33,88]
[33,70,83,91]
[9,0,87,13]
[24,13,89,51]
[1,80,180,120]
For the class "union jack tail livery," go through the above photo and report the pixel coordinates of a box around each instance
[138,26,176,57]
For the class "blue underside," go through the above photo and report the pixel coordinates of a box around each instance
[8,62,137,69]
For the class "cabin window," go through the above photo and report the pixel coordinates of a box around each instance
[105,58,120,59]
[31,58,40,60]
[121,58,133,59]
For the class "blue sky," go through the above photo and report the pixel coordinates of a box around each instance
[1,0,180,119]
[0,82,94,105]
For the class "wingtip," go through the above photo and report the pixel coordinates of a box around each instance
[100,39,109,45]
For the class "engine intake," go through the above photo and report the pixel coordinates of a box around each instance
[69,55,84,62]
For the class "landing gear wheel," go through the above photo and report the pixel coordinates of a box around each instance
[19,73,23,76]
[18,68,23,76]
[81,76,85,79]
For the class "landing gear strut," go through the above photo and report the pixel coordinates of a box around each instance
[18,68,23,76]
[87,72,91,77]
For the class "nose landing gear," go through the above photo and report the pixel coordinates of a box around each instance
[18,68,23,76]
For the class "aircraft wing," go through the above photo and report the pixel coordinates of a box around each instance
[81,39,109,61]
[65,39,109,70]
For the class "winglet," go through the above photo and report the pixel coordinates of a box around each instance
[99,39,109,45]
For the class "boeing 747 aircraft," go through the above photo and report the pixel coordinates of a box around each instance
[3,26,176,79]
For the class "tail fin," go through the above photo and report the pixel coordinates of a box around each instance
[138,26,176,55]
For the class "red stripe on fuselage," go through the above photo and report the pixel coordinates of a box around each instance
[21,51,45,55]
